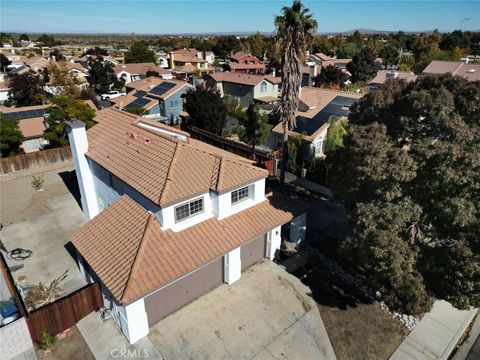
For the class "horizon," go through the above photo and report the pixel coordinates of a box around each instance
[1,1,479,35]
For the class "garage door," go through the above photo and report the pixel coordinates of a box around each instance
[241,234,266,271]
[144,257,223,326]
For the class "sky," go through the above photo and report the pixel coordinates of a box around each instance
[1,1,479,34]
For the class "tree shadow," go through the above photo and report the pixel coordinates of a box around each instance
[58,170,82,210]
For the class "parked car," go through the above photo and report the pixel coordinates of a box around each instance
[100,90,126,100]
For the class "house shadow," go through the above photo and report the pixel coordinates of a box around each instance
[58,170,82,210]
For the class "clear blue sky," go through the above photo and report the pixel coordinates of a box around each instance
[1,1,479,34]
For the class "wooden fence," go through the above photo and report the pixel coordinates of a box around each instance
[1,147,72,175]
[185,126,278,176]
[26,282,103,343]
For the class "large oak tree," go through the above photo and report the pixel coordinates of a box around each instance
[325,75,480,315]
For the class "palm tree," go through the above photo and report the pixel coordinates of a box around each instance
[274,0,317,187]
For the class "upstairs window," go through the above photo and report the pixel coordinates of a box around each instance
[260,81,267,93]
[231,186,249,205]
[175,197,204,223]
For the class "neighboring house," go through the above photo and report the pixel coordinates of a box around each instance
[422,60,480,82]
[155,51,170,68]
[306,52,335,77]
[333,58,351,71]
[169,48,215,77]
[0,105,49,152]
[114,63,173,84]
[67,108,306,343]
[0,73,10,103]
[368,70,417,91]
[204,50,215,65]
[44,62,90,95]
[23,57,50,73]
[228,51,265,75]
[271,87,362,158]
[111,77,192,123]
[207,72,281,106]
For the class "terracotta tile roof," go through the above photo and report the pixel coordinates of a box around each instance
[114,63,169,75]
[87,109,268,206]
[369,70,417,85]
[171,49,206,64]
[229,62,266,71]
[230,51,254,61]
[209,72,279,87]
[172,63,196,73]
[272,87,362,142]
[17,117,46,138]
[423,61,480,82]
[71,193,305,304]
[0,104,49,113]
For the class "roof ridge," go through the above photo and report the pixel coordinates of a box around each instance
[120,212,155,302]
[158,141,181,205]
[216,156,225,191]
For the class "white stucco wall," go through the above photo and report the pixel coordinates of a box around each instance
[224,247,241,284]
[160,192,214,231]
[118,298,150,344]
[214,179,266,220]
[253,81,279,99]
[266,225,282,260]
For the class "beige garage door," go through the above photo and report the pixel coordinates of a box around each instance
[144,257,224,326]
[241,234,266,271]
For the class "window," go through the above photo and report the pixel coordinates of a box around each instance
[231,186,249,205]
[174,100,179,107]
[169,100,175,108]
[315,137,326,155]
[260,81,267,93]
[174,197,204,222]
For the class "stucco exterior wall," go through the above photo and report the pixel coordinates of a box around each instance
[253,81,279,99]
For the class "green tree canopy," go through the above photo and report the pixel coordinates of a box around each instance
[325,116,348,151]
[183,86,227,135]
[379,43,400,68]
[233,103,269,157]
[124,41,156,64]
[346,47,381,83]
[88,58,124,94]
[6,71,46,107]
[213,36,241,59]
[18,34,30,41]
[43,96,96,148]
[36,34,56,47]
[0,113,24,157]
[325,75,480,315]
[314,65,348,89]
[0,53,11,72]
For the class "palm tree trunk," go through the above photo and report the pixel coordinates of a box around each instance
[279,124,288,188]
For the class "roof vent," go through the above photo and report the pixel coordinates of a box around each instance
[129,132,138,140]
[467,68,476,73]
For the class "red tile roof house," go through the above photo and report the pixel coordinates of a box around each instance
[67,108,306,343]
[114,63,173,84]
[271,87,362,158]
[228,51,266,75]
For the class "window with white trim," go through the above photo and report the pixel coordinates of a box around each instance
[174,197,204,222]
[231,186,249,205]
[260,81,267,93]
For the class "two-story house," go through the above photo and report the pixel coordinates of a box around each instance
[114,63,173,84]
[67,109,306,343]
[228,51,265,75]
[111,77,192,124]
[169,49,215,78]
[271,87,362,158]
[207,72,281,107]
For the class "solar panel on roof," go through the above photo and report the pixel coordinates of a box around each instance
[2,109,46,121]
[149,82,176,96]
[125,98,150,110]
[134,91,147,98]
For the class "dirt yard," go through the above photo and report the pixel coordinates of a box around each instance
[35,326,94,360]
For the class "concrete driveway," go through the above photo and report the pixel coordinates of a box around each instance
[148,260,336,360]
[1,164,88,297]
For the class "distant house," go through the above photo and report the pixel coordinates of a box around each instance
[207,72,281,106]
[204,51,215,65]
[114,63,173,84]
[271,87,362,158]
[368,70,417,91]
[169,49,215,78]
[44,61,90,95]
[155,51,170,68]
[23,57,50,72]
[111,77,192,123]
[0,73,10,103]
[228,51,265,75]
[422,60,480,82]
[0,105,49,152]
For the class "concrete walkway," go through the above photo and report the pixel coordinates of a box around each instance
[452,315,480,360]
[77,312,162,360]
[390,301,477,360]
[285,171,333,198]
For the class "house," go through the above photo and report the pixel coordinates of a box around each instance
[169,49,215,77]
[111,77,192,123]
[271,87,362,158]
[204,50,215,65]
[67,108,307,343]
[155,51,170,68]
[22,57,50,73]
[114,63,173,84]
[207,72,281,106]
[422,60,480,82]
[228,51,265,75]
[0,73,10,103]
[0,105,49,152]
[44,62,90,95]
[368,70,417,91]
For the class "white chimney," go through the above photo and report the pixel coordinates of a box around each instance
[271,68,276,77]
[67,119,99,219]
